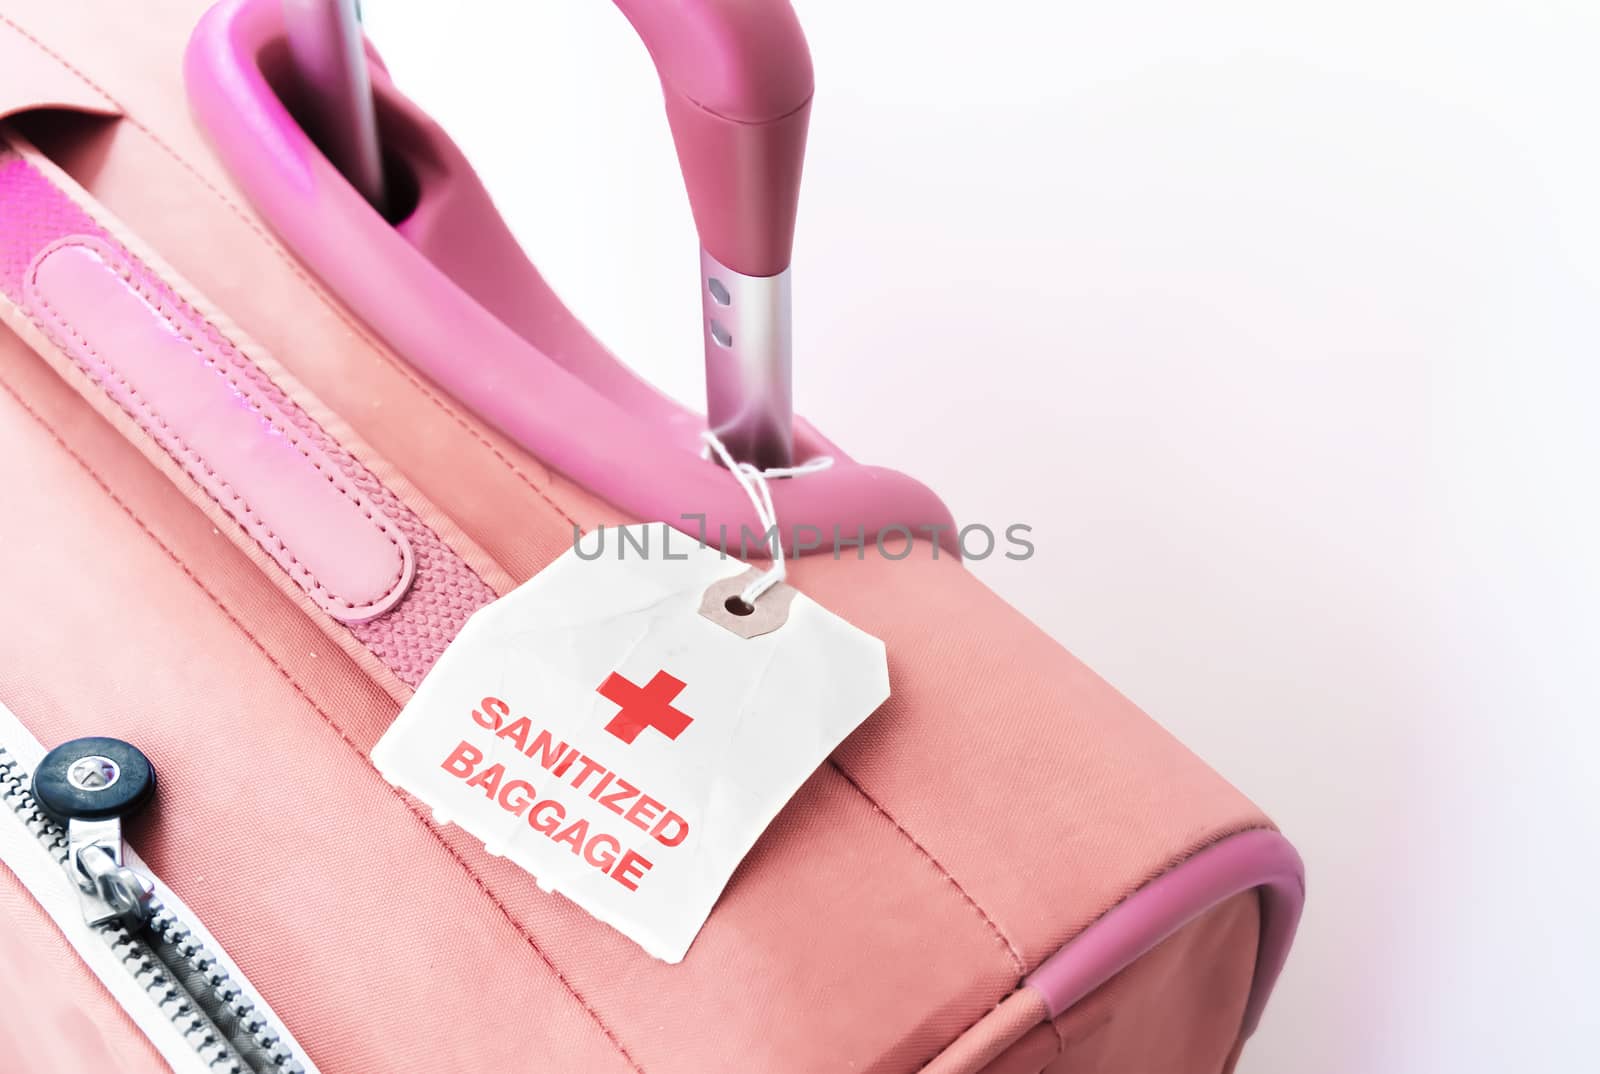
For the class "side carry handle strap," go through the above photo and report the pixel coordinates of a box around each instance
[0,129,502,696]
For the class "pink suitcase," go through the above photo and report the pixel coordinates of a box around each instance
[0,1,1303,1071]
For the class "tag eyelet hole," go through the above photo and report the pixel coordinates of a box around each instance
[724,595,756,617]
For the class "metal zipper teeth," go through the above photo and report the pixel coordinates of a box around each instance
[0,747,304,1074]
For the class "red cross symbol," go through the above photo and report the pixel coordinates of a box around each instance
[596,670,694,745]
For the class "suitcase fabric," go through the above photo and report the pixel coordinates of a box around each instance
[0,3,1302,1071]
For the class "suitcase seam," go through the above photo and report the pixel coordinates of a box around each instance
[831,760,1026,979]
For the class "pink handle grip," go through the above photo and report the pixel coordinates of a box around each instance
[613,0,814,278]
[185,0,957,555]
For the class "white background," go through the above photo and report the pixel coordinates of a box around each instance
[364,2,1600,1070]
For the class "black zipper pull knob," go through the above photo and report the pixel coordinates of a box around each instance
[32,736,155,825]
[32,737,156,926]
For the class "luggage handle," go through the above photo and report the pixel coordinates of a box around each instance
[282,0,813,469]
[188,0,955,555]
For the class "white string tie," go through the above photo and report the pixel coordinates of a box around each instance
[700,430,834,605]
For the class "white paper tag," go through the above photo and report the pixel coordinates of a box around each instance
[372,523,890,962]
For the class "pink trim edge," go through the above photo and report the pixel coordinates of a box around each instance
[1024,828,1304,1037]
[183,0,957,557]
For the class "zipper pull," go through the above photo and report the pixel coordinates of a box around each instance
[31,736,157,927]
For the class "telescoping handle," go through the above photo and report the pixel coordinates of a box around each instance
[282,0,388,214]
[280,0,813,469]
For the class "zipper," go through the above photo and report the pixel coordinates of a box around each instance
[0,702,317,1074]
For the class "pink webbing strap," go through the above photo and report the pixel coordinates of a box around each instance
[0,133,495,689]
